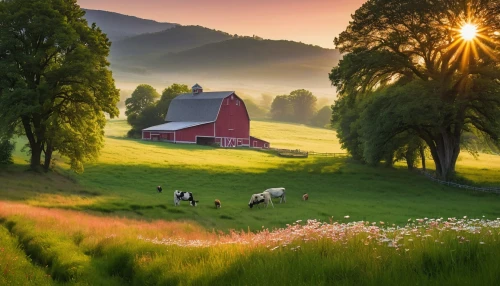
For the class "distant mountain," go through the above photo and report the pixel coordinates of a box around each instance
[118,37,340,86]
[83,9,176,42]
[111,25,233,58]
[84,9,339,88]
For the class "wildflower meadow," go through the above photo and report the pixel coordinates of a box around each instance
[1,201,499,285]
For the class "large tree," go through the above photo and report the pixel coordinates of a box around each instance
[330,0,500,180]
[0,0,119,172]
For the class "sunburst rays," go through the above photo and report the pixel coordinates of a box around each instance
[448,20,497,72]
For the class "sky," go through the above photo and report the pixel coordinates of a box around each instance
[77,0,367,48]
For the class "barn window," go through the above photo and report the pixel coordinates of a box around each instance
[227,98,229,105]
[236,100,240,106]
[264,143,268,148]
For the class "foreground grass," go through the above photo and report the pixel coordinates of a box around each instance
[0,202,499,285]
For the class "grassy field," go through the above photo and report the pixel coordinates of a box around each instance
[2,120,500,231]
[1,119,500,285]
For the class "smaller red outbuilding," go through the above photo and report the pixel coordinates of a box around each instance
[250,136,270,149]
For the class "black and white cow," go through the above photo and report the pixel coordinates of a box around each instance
[157,186,163,193]
[264,187,286,203]
[174,190,198,206]
[248,192,273,208]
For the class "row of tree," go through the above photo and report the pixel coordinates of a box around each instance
[125,85,333,135]
[270,89,332,127]
[329,0,500,180]
[125,84,190,138]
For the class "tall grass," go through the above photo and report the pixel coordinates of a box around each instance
[0,226,53,285]
[1,202,499,285]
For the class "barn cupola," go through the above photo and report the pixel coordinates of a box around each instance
[192,83,203,95]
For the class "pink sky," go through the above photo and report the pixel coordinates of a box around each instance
[77,0,366,48]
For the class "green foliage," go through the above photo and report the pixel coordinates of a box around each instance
[270,95,294,121]
[126,83,189,138]
[127,105,163,138]
[290,89,317,123]
[0,0,119,173]
[157,83,190,118]
[125,84,160,118]
[0,139,15,165]
[331,96,364,160]
[270,89,317,124]
[310,106,332,128]
[330,0,500,180]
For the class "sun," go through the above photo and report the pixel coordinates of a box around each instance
[461,23,478,41]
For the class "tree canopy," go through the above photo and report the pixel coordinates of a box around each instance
[157,84,190,119]
[330,0,500,180]
[270,89,318,124]
[126,83,189,138]
[125,84,160,118]
[0,0,119,172]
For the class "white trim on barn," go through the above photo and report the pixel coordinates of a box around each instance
[214,137,250,148]
[143,121,212,132]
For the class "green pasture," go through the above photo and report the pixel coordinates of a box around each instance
[1,120,500,232]
[2,119,500,285]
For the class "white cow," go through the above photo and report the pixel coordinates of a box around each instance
[248,192,273,208]
[174,190,198,206]
[264,187,286,203]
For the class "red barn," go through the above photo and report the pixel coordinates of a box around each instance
[142,84,270,148]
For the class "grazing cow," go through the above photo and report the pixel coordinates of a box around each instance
[214,199,221,209]
[248,192,273,208]
[264,187,286,203]
[302,193,309,201]
[174,190,198,206]
[157,186,163,193]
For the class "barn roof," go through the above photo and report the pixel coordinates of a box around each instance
[143,121,212,132]
[165,91,234,122]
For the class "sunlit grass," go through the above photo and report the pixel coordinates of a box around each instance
[2,119,500,232]
[1,202,499,285]
[0,226,53,285]
[250,120,343,153]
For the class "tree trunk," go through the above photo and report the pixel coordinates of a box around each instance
[405,149,415,170]
[30,144,43,171]
[425,129,461,181]
[419,145,426,171]
[43,143,53,172]
[21,117,42,171]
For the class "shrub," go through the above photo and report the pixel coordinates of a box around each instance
[0,139,14,164]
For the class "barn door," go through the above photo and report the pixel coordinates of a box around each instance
[224,138,236,147]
